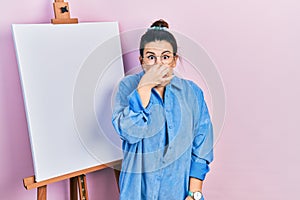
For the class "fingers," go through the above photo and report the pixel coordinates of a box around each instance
[137,81,160,89]
[155,65,171,79]
[162,74,174,82]
[157,74,174,87]
[146,65,169,78]
[148,64,169,73]
[160,67,170,77]
[141,64,173,88]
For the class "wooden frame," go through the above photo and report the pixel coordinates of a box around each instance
[23,160,122,200]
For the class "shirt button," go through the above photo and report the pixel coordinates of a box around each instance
[168,125,173,129]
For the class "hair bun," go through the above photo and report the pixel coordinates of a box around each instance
[150,19,169,29]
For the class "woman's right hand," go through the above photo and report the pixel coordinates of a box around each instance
[138,64,173,90]
[185,196,194,200]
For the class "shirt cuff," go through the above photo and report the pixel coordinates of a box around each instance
[190,161,210,181]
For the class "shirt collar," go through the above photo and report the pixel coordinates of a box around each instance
[169,75,183,90]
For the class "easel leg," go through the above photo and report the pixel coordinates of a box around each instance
[37,185,47,200]
[77,175,88,200]
[114,162,122,193]
[114,168,121,193]
[70,177,78,200]
[70,175,88,200]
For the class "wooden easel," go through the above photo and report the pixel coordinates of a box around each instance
[51,0,78,24]
[23,160,122,200]
[23,3,122,199]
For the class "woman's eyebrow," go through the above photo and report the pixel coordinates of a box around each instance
[161,50,172,54]
[145,50,172,55]
[145,51,155,55]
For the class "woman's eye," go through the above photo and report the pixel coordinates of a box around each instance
[147,55,155,60]
[162,55,170,60]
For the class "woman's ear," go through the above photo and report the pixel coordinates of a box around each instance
[171,54,179,68]
[139,56,143,65]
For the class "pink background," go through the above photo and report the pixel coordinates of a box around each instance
[1,0,299,199]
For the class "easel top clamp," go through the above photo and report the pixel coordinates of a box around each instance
[51,0,78,24]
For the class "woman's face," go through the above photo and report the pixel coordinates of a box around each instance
[140,40,178,75]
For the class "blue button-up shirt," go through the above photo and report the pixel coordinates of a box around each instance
[112,71,213,200]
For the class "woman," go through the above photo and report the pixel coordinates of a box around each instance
[112,19,213,200]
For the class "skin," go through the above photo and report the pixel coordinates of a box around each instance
[137,40,203,199]
[137,40,177,106]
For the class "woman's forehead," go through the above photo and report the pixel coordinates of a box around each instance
[144,40,173,54]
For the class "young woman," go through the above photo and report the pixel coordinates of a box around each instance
[112,19,213,200]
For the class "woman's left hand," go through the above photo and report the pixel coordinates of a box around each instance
[185,196,194,200]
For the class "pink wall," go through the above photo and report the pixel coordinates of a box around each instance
[1,0,299,199]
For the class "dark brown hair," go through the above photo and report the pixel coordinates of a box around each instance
[139,19,178,57]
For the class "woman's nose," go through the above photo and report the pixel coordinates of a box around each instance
[155,56,163,64]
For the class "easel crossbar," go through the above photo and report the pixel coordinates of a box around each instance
[23,160,122,190]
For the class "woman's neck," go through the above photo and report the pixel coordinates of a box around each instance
[154,86,165,100]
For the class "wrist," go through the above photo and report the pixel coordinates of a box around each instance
[189,177,203,193]
[137,84,153,93]
[188,191,202,200]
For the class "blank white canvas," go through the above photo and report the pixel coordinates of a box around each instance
[12,22,124,182]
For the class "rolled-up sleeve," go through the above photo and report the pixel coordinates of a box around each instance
[189,84,214,181]
[128,89,152,118]
[112,79,154,144]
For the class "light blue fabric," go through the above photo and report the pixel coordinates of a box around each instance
[112,71,213,200]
